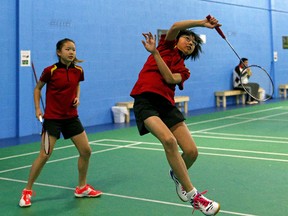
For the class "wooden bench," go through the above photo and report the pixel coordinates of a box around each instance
[116,96,190,123]
[279,84,288,98]
[215,90,246,108]
[215,88,265,108]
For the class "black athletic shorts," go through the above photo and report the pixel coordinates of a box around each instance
[43,117,84,139]
[133,93,185,136]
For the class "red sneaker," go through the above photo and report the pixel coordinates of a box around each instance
[74,184,102,198]
[19,189,33,207]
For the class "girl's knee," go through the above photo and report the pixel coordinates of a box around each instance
[162,136,178,152]
[184,148,198,161]
[39,152,51,163]
[80,147,92,158]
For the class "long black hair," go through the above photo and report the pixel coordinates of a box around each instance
[176,29,203,60]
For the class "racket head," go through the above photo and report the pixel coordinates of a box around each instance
[41,129,50,155]
[240,65,274,102]
[39,116,50,155]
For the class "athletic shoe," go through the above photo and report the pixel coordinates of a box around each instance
[191,190,220,215]
[74,184,102,198]
[19,189,33,207]
[169,169,188,202]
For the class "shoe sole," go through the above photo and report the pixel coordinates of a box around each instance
[74,193,102,198]
[19,203,31,207]
[176,189,188,202]
[210,204,221,216]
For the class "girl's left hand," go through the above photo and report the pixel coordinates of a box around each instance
[141,32,157,54]
[73,98,80,107]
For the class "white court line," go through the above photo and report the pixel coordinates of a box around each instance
[0,139,108,161]
[99,139,288,156]
[90,142,288,163]
[0,176,258,216]
[198,131,288,141]
[231,116,288,122]
[1,134,287,174]
[0,141,142,174]
[0,145,74,161]
[91,140,288,157]
[1,107,286,161]
[193,134,288,144]
[1,138,287,174]
[187,106,283,126]
[200,152,288,163]
[198,146,288,157]
[191,111,288,134]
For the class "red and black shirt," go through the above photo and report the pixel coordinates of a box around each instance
[130,34,190,105]
[39,62,84,119]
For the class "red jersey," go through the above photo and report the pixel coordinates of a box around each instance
[130,35,190,105]
[39,62,84,119]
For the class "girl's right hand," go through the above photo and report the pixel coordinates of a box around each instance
[141,32,157,54]
[35,108,43,120]
[204,16,221,29]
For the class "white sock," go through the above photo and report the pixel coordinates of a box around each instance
[186,187,198,200]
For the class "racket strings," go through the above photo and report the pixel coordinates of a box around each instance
[42,129,50,155]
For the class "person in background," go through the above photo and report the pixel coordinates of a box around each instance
[233,58,259,104]
[19,38,102,208]
[130,16,221,215]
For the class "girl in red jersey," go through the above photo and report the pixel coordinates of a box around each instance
[19,38,102,207]
[130,17,221,215]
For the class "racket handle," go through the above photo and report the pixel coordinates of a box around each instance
[39,115,43,123]
[206,15,226,39]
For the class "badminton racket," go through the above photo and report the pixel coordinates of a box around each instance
[32,62,50,155]
[39,116,50,155]
[207,15,274,101]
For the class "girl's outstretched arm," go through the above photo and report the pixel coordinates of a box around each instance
[165,16,220,41]
[142,32,181,84]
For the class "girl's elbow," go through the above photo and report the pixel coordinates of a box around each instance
[170,22,181,31]
[165,77,178,84]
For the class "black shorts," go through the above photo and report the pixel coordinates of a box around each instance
[133,93,185,136]
[43,117,84,139]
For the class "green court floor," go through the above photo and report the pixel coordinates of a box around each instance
[1,101,288,216]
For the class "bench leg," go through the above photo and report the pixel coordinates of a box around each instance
[222,96,226,108]
[216,96,220,107]
[241,94,246,104]
[184,102,188,114]
[279,89,283,97]
[236,95,240,104]
[125,111,130,123]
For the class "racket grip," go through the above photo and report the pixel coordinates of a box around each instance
[39,115,43,123]
[206,15,226,39]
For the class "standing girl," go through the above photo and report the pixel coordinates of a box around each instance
[130,17,221,215]
[19,38,102,207]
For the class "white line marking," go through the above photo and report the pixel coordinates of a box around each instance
[198,131,288,141]
[193,134,288,144]
[0,142,143,174]
[200,152,288,162]
[193,112,288,134]
[186,107,283,126]
[198,146,288,157]
[1,136,287,174]
[0,177,258,216]
[92,141,288,157]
